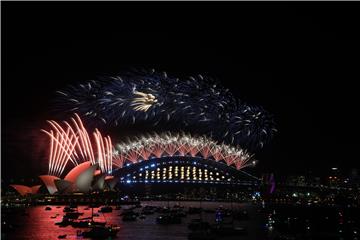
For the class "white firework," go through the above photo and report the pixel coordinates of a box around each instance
[130,91,158,111]
[113,132,254,170]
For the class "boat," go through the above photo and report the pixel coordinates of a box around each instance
[173,209,187,217]
[71,220,106,228]
[157,207,170,214]
[45,206,52,211]
[99,206,113,213]
[78,225,120,238]
[63,206,76,213]
[55,217,73,227]
[73,206,107,228]
[120,209,139,216]
[64,211,84,219]
[122,213,137,221]
[211,225,247,236]
[141,206,156,215]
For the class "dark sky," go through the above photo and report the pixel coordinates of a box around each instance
[3,2,360,181]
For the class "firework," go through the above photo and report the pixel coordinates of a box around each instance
[131,90,158,111]
[56,69,276,151]
[41,125,78,176]
[114,132,253,170]
[42,114,113,176]
[93,129,113,173]
[42,114,253,178]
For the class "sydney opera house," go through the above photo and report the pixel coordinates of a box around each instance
[10,162,118,196]
[10,114,259,196]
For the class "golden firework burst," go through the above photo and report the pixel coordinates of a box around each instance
[130,91,157,111]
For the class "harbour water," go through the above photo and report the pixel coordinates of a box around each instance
[2,201,268,240]
[5,200,358,240]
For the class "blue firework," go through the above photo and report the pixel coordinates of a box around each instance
[55,69,276,151]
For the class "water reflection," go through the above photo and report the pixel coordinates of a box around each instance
[3,201,359,240]
[3,201,265,240]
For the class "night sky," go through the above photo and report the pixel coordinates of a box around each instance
[3,2,360,182]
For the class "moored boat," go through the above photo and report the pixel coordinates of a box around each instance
[78,225,120,238]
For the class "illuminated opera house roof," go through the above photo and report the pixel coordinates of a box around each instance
[10,185,42,196]
[38,162,117,195]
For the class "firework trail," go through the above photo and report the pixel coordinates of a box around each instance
[42,114,113,176]
[56,69,276,151]
[94,129,113,173]
[113,132,253,170]
[42,115,253,177]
